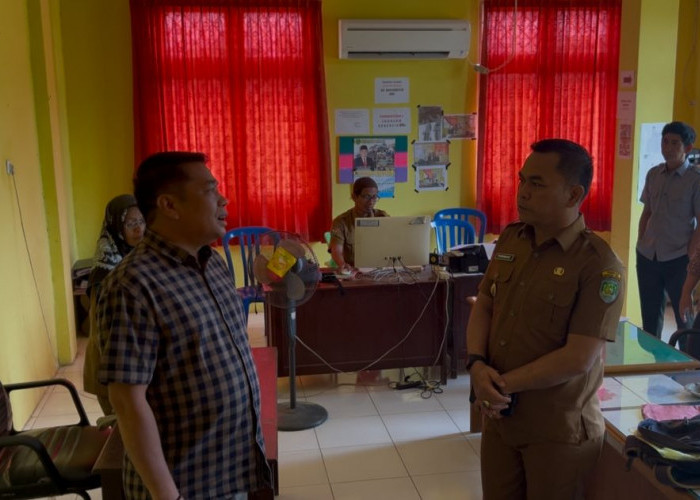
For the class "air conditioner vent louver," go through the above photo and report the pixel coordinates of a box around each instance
[339,19,470,60]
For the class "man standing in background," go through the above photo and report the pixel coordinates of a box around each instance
[637,121,699,337]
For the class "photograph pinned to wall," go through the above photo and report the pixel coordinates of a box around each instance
[338,136,408,184]
[417,105,443,142]
[443,113,477,139]
[413,141,449,166]
[352,137,396,197]
[415,165,448,192]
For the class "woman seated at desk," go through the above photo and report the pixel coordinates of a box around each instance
[83,194,145,414]
[328,177,388,273]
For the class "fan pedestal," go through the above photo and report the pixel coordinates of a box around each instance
[278,401,328,431]
[277,298,328,431]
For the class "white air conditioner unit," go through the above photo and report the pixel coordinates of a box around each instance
[339,19,470,60]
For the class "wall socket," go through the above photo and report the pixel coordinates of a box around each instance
[5,160,14,175]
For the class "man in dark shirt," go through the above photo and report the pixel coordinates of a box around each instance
[97,151,269,499]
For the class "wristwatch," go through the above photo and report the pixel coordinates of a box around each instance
[466,354,488,371]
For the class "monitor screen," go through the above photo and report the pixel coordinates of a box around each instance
[354,216,431,269]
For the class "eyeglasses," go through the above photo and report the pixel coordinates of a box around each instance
[360,194,380,201]
[124,218,146,230]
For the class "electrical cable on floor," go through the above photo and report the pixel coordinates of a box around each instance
[389,368,444,398]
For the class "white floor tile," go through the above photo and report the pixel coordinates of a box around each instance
[322,443,408,483]
[57,370,85,392]
[368,386,445,414]
[32,413,84,428]
[278,483,334,500]
[278,428,319,452]
[40,390,93,416]
[315,415,392,448]
[331,477,421,500]
[396,435,481,475]
[412,469,483,500]
[446,407,471,433]
[435,382,471,411]
[382,411,461,442]
[305,389,378,419]
[278,449,329,488]
[465,433,482,456]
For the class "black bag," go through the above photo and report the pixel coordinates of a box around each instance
[624,415,700,489]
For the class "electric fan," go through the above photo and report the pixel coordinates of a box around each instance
[252,231,328,431]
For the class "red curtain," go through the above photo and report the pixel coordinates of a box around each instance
[479,0,621,233]
[130,0,331,241]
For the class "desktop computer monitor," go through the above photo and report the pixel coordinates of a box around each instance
[354,216,431,269]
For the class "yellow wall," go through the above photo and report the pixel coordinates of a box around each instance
[323,0,480,227]
[612,0,681,325]
[60,0,134,259]
[673,0,700,127]
[0,0,61,423]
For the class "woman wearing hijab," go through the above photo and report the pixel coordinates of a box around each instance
[83,194,145,414]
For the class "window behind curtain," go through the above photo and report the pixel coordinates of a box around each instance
[130,0,331,241]
[479,0,621,233]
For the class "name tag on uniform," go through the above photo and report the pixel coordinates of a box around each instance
[495,253,515,262]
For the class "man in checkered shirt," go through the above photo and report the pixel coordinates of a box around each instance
[97,152,270,499]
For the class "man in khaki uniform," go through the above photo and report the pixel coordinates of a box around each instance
[466,139,625,499]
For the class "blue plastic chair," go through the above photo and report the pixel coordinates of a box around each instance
[222,226,275,321]
[432,218,476,254]
[434,208,487,243]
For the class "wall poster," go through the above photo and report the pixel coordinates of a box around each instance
[338,136,409,194]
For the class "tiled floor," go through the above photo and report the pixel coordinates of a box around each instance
[25,306,680,499]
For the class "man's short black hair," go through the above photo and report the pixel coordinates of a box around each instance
[530,139,593,199]
[352,176,378,196]
[662,121,696,146]
[134,151,208,222]
[359,145,368,151]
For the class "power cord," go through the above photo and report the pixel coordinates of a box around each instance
[389,369,444,399]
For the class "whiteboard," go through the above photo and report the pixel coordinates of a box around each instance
[637,123,665,201]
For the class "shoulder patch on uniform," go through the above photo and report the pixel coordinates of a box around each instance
[602,269,622,281]
[599,273,621,304]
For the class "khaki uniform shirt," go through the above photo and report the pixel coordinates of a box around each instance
[329,207,388,266]
[479,215,625,445]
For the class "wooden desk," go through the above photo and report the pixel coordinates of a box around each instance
[92,347,278,499]
[444,273,482,378]
[266,270,451,381]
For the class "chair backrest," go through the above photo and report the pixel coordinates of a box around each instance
[222,226,274,287]
[669,325,700,361]
[431,218,476,254]
[434,207,487,243]
[0,382,11,436]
